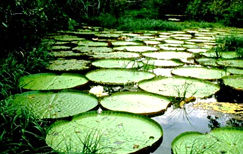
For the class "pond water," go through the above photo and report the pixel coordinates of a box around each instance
[22,25,243,153]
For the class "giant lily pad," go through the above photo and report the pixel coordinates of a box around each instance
[73,46,113,53]
[52,35,86,41]
[111,41,142,46]
[227,68,243,75]
[193,102,243,114]
[46,59,90,71]
[46,111,163,153]
[10,91,98,119]
[92,59,143,69]
[100,92,170,115]
[143,59,184,67]
[222,75,243,90]
[172,127,243,154]
[86,69,155,85]
[217,59,243,68]
[138,77,220,98]
[19,73,88,90]
[200,51,240,59]
[114,46,158,52]
[172,67,228,80]
[51,46,71,51]
[78,41,108,47]
[142,52,193,60]
[49,51,83,58]
[91,52,140,59]
[195,58,218,67]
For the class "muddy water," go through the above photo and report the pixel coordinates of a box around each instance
[44,26,243,153]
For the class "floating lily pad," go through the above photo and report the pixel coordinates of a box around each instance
[172,127,243,154]
[187,49,208,53]
[227,68,243,75]
[194,102,243,114]
[138,77,220,98]
[51,46,71,50]
[46,111,163,153]
[52,35,86,41]
[187,39,211,43]
[217,59,243,68]
[78,41,108,47]
[91,52,140,59]
[195,58,218,67]
[92,59,143,68]
[172,67,228,80]
[86,69,155,85]
[200,51,240,59]
[19,73,88,90]
[94,33,120,38]
[142,51,193,60]
[144,40,161,45]
[46,59,90,71]
[159,45,186,51]
[222,75,243,90]
[10,91,98,119]
[73,46,113,53]
[49,51,83,58]
[111,41,142,46]
[101,92,170,115]
[143,59,184,67]
[114,46,158,52]
[164,40,184,44]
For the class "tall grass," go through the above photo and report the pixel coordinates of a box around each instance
[0,44,51,153]
[214,34,243,58]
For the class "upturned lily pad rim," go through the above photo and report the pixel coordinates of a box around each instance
[172,127,243,153]
[222,75,243,91]
[100,91,171,116]
[46,110,163,154]
[86,68,155,85]
[138,76,220,98]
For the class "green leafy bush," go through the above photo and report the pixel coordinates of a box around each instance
[186,0,243,27]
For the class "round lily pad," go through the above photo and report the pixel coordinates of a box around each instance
[86,69,155,85]
[95,33,120,38]
[172,127,243,154]
[143,59,184,67]
[222,75,243,90]
[52,35,86,41]
[51,46,71,51]
[10,91,98,119]
[142,52,193,60]
[49,51,83,58]
[19,73,88,90]
[138,77,220,98]
[187,49,208,53]
[159,45,186,51]
[46,59,90,71]
[114,46,158,52]
[200,51,240,59]
[100,92,170,115]
[144,40,161,45]
[195,58,218,67]
[164,40,184,44]
[217,59,243,68]
[193,102,243,114]
[92,59,143,69]
[91,52,140,59]
[111,41,142,46]
[78,41,108,47]
[46,111,163,153]
[227,68,243,75]
[172,67,228,80]
[73,46,113,53]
